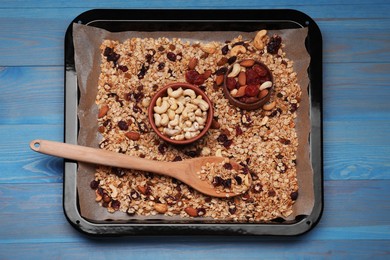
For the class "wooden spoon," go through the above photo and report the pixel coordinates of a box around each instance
[30,139,251,198]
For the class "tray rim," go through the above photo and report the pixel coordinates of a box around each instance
[63,8,323,236]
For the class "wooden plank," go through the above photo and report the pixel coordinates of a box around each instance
[0,240,389,259]
[0,8,389,65]
[0,125,64,183]
[0,181,389,243]
[0,67,64,125]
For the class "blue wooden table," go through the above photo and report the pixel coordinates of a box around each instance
[1,1,389,259]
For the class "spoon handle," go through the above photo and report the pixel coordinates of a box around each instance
[30,139,175,175]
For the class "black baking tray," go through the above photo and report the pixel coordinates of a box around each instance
[64,9,323,236]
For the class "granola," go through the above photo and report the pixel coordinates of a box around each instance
[91,31,301,222]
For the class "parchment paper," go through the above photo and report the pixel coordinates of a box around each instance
[73,23,314,222]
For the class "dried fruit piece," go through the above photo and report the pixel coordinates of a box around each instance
[226,77,237,90]
[267,35,282,54]
[245,85,260,97]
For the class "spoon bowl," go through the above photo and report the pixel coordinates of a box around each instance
[30,139,251,198]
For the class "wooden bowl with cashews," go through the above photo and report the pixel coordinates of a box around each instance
[148,82,214,145]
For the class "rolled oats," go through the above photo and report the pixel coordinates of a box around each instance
[91,30,301,222]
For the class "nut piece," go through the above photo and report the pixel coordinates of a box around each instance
[235,86,247,98]
[227,63,241,78]
[200,42,218,54]
[263,100,276,111]
[184,207,198,217]
[215,74,224,86]
[240,59,255,67]
[230,45,246,56]
[154,203,168,214]
[253,29,267,50]
[125,131,140,141]
[238,71,246,86]
[259,81,272,90]
[98,105,109,118]
[188,57,198,70]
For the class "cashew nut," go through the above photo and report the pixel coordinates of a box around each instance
[228,63,241,78]
[173,134,185,141]
[184,131,199,140]
[153,100,169,114]
[156,97,162,107]
[183,89,196,99]
[194,108,202,116]
[259,81,273,90]
[163,128,180,137]
[160,113,169,126]
[253,29,267,50]
[167,109,175,120]
[230,45,246,56]
[168,98,178,110]
[200,42,218,54]
[168,114,179,127]
[154,113,162,127]
[195,116,206,125]
[263,101,276,111]
[175,101,184,114]
[167,87,183,98]
[191,98,209,111]
[141,97,151,108]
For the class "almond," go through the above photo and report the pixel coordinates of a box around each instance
[184,207,198,217]
[125,131,140,141]
[217,57,228,66]
[258,89,269,99]
[188,57,198,70]
[137,185,148,195]
[235,86,247,98]
[154,203,168,214]
[211,119,221,129]
[215,74,224,86]
[98,105,109,118]
[202,69,212,79]
[240,59,255,67]
[238,71,246,86]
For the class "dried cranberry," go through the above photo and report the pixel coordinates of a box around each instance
[252,64,268,77]
[246,69,261,85]
[268,190,276,197]
[107,53,120,63]
[212,176,223,187]
[290,191,299,201]
[185,70,199,84]
[103,47,113,57]
[280,138,291,145]
[226,77,237,90]
[276,154,284,160]
[118,120,128,131]
[221,45,229,55]
[245,85,260,97]
[193,74,206,85]
[103,193,111,203]
[267,35,282,54]
[223,163,233,170]
[90,180,99,189]
[111,200,120,211]
[133,92,144,102]
[167,52,177,61]
[156,63,164,71]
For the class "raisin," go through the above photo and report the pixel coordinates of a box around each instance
[234,175,242,185]
[158,143,168,154]
[223,163,233,170]
[216,133,228,143]
[290,103,298,113]
[90,180,99,190]
[138,64,149,79]
[133,92,144,102]
[280,138,291,145]
[228,206,237,215]
[252,183,262,193]
[193,74,206,85]
[118,65,128,72]
[117,120,128,131]
[112,167,126,177]
[268,190,276,197]
[197,208,206,216]
[111,200,120,211]
[235,125,243,136]
[223,139,233,148]
[172,156,183,162]
[253,64,268,77]
[221,45,229,55]
[227,56,237,65]
[215,67,228,75]
[223,178,232,189]
[145,53,153,63]
[212,176,223,187]
[267,35,282,54]
[129,190,140,201]
[167,52,177,61]
[103,47,113,57]
[290,191,299,201]
[245,85,260,97]
[184,150,199,158]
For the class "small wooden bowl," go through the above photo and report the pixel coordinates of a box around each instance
[148,82,214,145]
[223,60,273,110]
